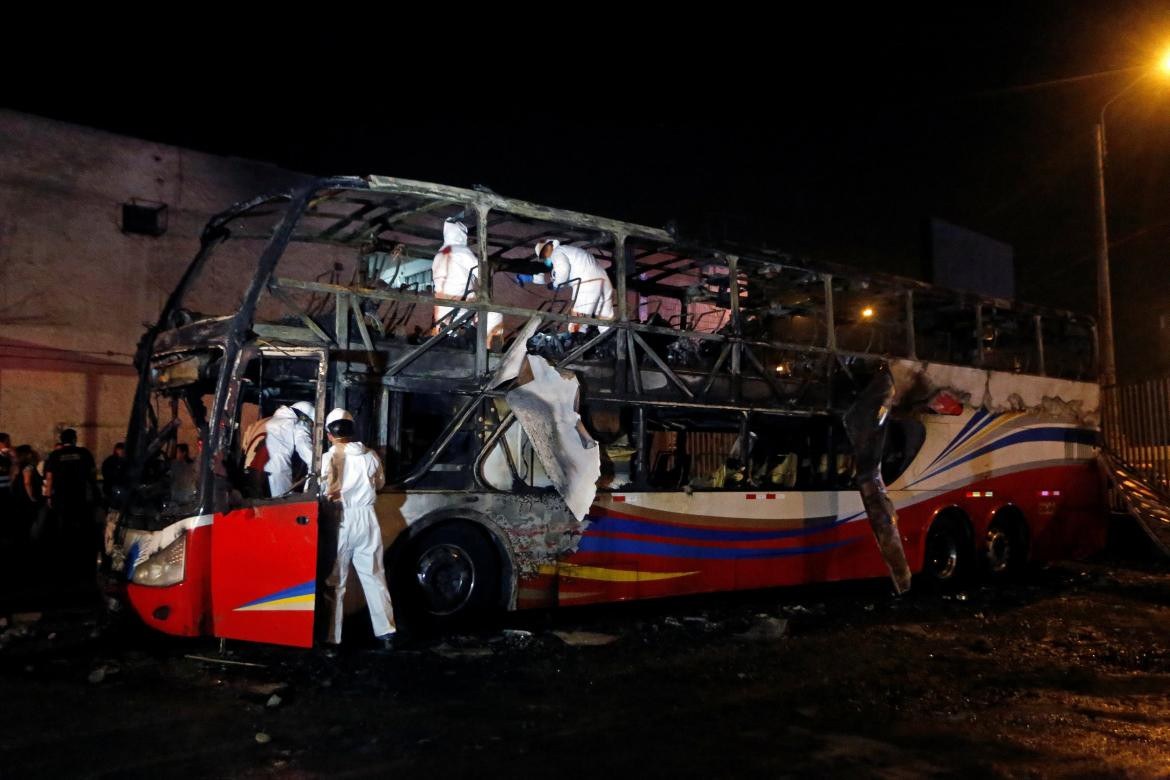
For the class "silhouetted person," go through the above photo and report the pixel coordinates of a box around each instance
[43,429,98,580]
[14,445,44,538]
[0,433,13,542]
[101,442,128,506]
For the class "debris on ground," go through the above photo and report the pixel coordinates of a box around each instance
[735,616,790,642]
[254,732,271,745]
[782,604,824,616]
[0,623,32,645]
[246,682,288,697]
[682,616,717,632]
[266,694,283,708]
[493,629,536,648]
[185,654,268,669]
[431,643,494,659]
[550,630,620,647]
[500,629,533,640]
[88,667,108,684]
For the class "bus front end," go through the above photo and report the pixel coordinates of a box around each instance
[113,346,228,638]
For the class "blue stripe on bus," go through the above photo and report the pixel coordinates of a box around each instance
[919,427,1096,483]
[926,408,991,470]
[586,514,852,542]
[575,535,857,560]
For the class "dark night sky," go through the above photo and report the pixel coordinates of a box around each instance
[8,2,1170,376]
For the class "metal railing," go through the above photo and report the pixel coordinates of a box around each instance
[1102,377,1170,502]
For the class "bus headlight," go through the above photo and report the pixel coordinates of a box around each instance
[131,533,186,587]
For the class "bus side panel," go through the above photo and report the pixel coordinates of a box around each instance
[1014,462,1105,561]
[125,524,213,637]
[553,493,890,606]
[901,463,1106,572]
[542,460,1107,607]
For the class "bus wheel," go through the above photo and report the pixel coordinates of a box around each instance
[921,514,971,588]
[393,522,501,633]
[983,515,1027,581]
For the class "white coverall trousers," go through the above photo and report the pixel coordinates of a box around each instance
[266,471,293,499]
[326,505,396,642]
[571,279,615,332]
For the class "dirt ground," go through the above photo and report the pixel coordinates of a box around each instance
[3,516,1170,779]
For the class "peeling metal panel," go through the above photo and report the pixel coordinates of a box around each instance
[891,359,1099,423]
[843,367,913,594]
[505,356,601,522]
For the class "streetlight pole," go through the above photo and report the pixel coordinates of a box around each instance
[1093,119,1115,387]
[1093,76,1144,388]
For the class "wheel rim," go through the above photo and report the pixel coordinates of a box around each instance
[985,527,1012,574]
[926,528,959,580]
[415,543,477,616]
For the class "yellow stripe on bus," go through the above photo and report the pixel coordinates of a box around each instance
[538,563,697,583]
[947,412,1026,462]
[234,594,316,612]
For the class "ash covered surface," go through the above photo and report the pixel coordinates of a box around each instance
[3,522,1170,778]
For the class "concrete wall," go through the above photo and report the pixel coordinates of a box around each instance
[0,110,308,459]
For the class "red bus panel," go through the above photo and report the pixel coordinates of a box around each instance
[210,501,318,648]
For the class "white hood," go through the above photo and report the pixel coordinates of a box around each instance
[272,406,298,422]
[535,239,561,257]
[443,219,469,248]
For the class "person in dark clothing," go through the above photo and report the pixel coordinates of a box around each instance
[43,429,98,579]
[0,433,13,542]
[13,445,45,543]
[101,442,128,505]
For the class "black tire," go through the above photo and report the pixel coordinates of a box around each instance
[389,522,501,633]
[982,515,1028,582]
[920,514,973,589]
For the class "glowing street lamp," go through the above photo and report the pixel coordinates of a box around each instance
[860,306,875,320]
[1094,47,1170,387]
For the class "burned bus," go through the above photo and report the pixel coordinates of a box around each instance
[110,176,1103,647]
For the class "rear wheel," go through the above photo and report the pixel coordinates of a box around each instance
[920,514,972,589]
[983,515,1028,581]
[390,522,501,633]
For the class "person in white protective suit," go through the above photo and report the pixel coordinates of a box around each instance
[320,408,396,650]
[242,401,315,498]
[431,218,502,342]
[535,239,615,332]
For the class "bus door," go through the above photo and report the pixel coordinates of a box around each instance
[211,499,319,647]
[211,346,328,648]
